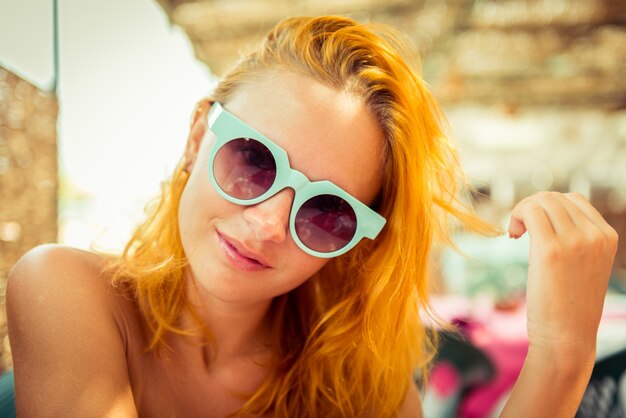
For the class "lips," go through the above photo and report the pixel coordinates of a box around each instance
[217,231,272,269]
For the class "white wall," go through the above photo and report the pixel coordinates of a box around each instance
[1,0,216,250]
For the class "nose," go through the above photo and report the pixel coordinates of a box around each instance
[242,188,294,244]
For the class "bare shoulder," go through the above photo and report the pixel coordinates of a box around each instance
[6,244,138,418]
[8,243,115,290]
[398,381,423,418]
[7,244,135,348]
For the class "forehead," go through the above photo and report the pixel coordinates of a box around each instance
[220,71,385,204]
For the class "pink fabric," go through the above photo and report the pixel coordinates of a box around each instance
[430,294,626,417]
[431,296,529,418]
[457,326,527,418]
[430,361,462,397]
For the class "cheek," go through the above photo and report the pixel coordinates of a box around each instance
[178,183,201,262]
[270,255,328,295]
[178,165,222,255]
[179,141,226,223]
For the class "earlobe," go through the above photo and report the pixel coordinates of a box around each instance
[183,98,213,173]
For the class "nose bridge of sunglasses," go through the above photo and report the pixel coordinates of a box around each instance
[277,168,316,209]
[283,169,309,192]
[246,169,309,215]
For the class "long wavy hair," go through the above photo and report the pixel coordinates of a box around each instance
[109,15,498,417]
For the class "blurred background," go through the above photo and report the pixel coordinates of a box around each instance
[1,0,625,416]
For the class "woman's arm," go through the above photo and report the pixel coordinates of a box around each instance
[500,344,595,417]
[6,245,139,418]
[500,192,618,417]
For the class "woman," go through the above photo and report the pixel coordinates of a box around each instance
[6,15,618,417]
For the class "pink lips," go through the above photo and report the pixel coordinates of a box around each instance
[217,231,272,271]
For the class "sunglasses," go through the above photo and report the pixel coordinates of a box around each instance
[206,102,386,258]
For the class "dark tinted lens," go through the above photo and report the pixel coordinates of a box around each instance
[213,138,276,200]
[295,194,357,253]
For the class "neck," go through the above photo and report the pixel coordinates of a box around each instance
[180,268,273,362]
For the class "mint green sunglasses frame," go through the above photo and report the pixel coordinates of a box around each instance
[207,102,386,258]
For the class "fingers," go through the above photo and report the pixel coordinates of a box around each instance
[564,192,619,240]
[509,195,556,241]
[509,192,574,239]
[508,191,619,251]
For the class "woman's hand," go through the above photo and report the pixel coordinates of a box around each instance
[500,192,619,417]
[508,192,619,358]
